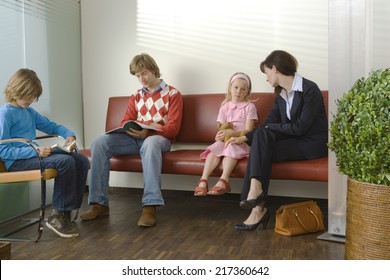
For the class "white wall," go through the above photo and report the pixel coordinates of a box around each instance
[0,1,83,140]
[81,0,328,145]
[80,0,329,198]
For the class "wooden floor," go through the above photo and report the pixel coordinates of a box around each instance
[4,188,344,260]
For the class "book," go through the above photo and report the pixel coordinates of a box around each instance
[51,140,77,154]
[106,120,162,134]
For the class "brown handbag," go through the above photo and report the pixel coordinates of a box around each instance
[274,200,325,236]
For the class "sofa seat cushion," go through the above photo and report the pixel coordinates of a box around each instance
[164,151,328,182]
[270,157,328,182]
[80,149,327,182]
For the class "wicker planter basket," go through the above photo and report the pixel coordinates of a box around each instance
[345,178,390,260]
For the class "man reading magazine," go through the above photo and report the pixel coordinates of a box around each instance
[81,53,183,228]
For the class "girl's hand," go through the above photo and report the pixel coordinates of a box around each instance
[215,130,226,142]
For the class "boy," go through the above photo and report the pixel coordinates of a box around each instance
[0,68,89,238]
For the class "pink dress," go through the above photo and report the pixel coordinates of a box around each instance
[200,101,258,160]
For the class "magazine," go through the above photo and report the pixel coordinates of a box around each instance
[51,139,77,153]
[106,120,162,134]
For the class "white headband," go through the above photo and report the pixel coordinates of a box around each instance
[230,73,250,86]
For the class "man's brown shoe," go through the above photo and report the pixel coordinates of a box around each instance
[80,204,109,221]
[138,206,156,227]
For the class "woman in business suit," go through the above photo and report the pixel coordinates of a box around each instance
[225,50,328,231]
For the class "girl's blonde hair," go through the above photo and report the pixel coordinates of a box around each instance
[222,72,252,105]
[4,68,42,103]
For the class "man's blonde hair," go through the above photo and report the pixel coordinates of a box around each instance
[129,53,161,78]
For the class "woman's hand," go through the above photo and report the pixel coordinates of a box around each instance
[224,135,247,149]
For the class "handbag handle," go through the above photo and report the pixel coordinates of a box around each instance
[292,207,321,232]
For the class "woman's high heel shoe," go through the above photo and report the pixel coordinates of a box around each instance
[239,192,266,209]
[235,210,270,231]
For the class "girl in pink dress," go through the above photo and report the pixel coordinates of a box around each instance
[194,72,258,196]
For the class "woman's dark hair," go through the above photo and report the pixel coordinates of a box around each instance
[260,50,298,94]
[260,50,298,75]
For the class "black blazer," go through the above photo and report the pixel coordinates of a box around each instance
[246,78,328,159]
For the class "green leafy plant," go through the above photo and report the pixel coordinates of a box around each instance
[328,68,390,186]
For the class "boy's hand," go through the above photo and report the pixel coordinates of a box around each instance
[64,136,76,145]
[38,146,52,158]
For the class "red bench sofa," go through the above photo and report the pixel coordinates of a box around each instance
[79,92,328,183]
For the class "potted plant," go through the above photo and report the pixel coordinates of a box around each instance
[328,68,390,260]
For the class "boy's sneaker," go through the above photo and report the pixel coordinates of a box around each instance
[46,210,79,238]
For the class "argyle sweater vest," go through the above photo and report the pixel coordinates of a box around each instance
[133,86,178,124]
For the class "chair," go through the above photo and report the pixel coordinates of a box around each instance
[0,135,58,242]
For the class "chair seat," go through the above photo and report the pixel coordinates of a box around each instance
[0,169,57,183]
[0,135,60,241]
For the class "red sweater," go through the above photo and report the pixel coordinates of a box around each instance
[120,83,183,143]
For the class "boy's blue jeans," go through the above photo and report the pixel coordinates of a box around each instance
[88,133,171,207]
[9,152,89,211]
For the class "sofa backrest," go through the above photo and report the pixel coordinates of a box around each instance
[105,91,328,144]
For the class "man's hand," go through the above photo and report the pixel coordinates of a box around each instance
[147,123,162,131]
[127,128,148,139]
